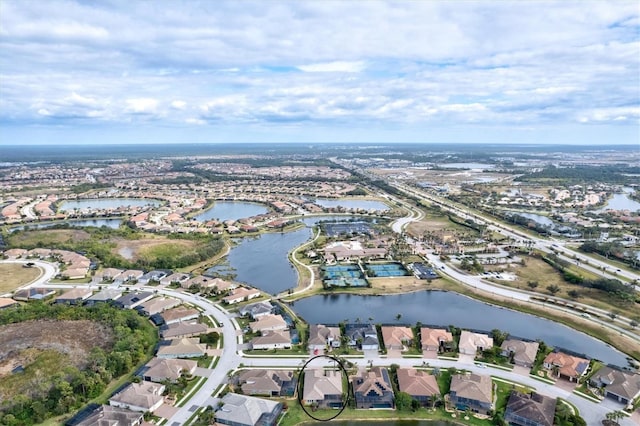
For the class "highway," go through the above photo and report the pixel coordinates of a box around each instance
[379,184,640,343]
[394,182,640,285]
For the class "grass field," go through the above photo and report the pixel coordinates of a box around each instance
[115,237,199,261]
[0,263,41,293]
[8,229,90,246]
[484,255,639,320]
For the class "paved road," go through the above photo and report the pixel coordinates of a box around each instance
[20,201,37,220]
[148,288,241,426]
[240,353,637,426]
[394,182,640,285]
[286,227,320,297]
[384,184,640,343]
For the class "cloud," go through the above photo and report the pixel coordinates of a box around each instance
[171,100,187,110]
[0,0,637,143]
[297,61,366,73]
[125,98,158,114]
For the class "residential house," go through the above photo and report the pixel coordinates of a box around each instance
[114,291,154,309]
[239,301,274,319]
[543,352,589,382]
[397,368,440,406]
[137,297,181,316]
[421,327,454,352]
[84,288,123,306]
[250,314,288,334]
[61,267,89,280]
[590,366,640,405]
[381,326,414,351]
[0,297,19,309]
[223,287,261,304]
[236,369,297,397]
[345,324,379,351]
[352,367,394,409]
[54,287,93,305]
[449,373,494,415]
[156,338,206,359]
[181,276,236,293]
[458,331,494,355]
[159,306,200,325]
[138,270,167,285]
[215,393,283,426]
[142,357,197,383]
[160,272,189,286]
[160,322,208,339]
[504,391,557,426]
[500,339,540,368]
[303,369,343,408]
[308,324,341,351]
[93,267,124,284]
[108,381,165,413]
[68,404,143,426]
[3,248,27,259]
[13,287,56,301]
[119,269,144,283]
[250,330,292,350]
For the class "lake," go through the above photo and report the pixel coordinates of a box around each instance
[314,199,389,211]
[289,292,629,366]
[58,198,161,212]
[9,218,122,232]
[206,226,312,295]
[194,201,268,222]
[599,193,640,212]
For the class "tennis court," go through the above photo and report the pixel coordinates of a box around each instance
[322,264,368,288]
[366,262,409,277]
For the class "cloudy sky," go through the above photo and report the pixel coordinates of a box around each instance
[1,0,638,145]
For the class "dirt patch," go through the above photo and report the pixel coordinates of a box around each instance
[0,319,113,377]
[0,263,41,293]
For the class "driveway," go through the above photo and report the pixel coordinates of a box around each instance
[386,349,402,358]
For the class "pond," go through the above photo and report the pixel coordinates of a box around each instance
[314,198,389,211]
[599,193,640,212]
[289,291,629,367]
[58,198,161,212]
[194,201,268,222]
[9,218,122,232]
[206,227,312,295]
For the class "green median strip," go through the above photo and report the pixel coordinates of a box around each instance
[528,374,555,384]
[572,389,601,403]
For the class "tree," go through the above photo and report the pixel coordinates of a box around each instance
[546,284,560,295]
[527,281,539,290]
[395,391,413,411]
[567,289,581,299]
[490,329,509,347]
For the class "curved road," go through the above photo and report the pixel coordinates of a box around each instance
[0,259,59,294]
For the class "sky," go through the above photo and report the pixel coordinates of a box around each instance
[0,0,639,145]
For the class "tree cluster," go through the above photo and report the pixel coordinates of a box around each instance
[0,302,158,425]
